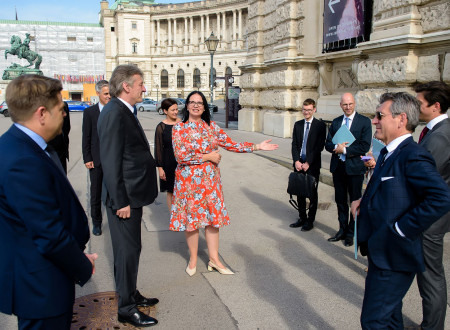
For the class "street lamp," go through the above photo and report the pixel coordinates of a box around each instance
[205,32,219,106]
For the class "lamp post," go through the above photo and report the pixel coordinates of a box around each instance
[205,32,219,107]
[156,84,159,102]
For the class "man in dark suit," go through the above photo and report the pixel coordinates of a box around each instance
[351,92,450,329]
[82,80,111,236]
[290,98,327,231]
[98,65,159,327]
[0,75,97,329]
[325,93,372,246]
[48,101,70,173]
[415,81,450,330]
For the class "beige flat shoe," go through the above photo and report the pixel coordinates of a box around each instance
[207,261,234,275]
[185,264,196,276]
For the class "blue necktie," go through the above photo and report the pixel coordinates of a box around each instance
[301,121,310,161]
[339,117,350,161]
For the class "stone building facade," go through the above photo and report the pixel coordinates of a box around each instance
[239,0,450,137]
[101,0,449,137]
[100,0,248,101]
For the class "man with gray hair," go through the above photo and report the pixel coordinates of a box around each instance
[82,79,110,236]
[351,92,450,329]
[98,65,159,327]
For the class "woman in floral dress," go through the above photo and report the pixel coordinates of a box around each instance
[170,91,278,276]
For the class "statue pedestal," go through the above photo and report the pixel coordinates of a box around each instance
[2,67,43,80]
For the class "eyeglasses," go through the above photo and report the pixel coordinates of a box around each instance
[341,103,354,108]
[302,108,314,112]
[188,101,204,107]
[375,111,391,120]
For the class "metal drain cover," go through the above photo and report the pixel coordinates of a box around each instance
[71,292,156,329]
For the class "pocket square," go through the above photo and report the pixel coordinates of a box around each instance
[381,176,394,181]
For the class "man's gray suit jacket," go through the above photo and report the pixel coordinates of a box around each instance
[419,118,450,234]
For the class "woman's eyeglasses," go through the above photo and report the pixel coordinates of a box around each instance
[188,101,204,107]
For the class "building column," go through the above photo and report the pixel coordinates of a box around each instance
[168,19,172,50]
[157,19,161,47]
[151,19,155,54]
[184,17,188,44]
[201,15,205,43]
[233,10,237,41]
[190,16,194,45]
[206,14,210,37]
[217,13,220,40]
[222,12,226,43]
[173,18,177,47]
[238,9,243,39]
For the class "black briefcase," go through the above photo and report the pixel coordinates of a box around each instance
[287,172,316,210]
[287,172,316,198]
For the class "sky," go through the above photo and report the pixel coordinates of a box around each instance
[1,0,201,24]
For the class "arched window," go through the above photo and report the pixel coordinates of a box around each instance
[132,42,138,54]
[177,69,185,88]
[209,68,216,86]
[225,67,233,76]
[161,69,169,88]
[193,68,201,88]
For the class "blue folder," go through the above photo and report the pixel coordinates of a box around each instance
[332,125,356,146]
[371,138,385,161]
[354,212,358,259]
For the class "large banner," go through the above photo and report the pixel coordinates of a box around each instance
[323,0,365,45]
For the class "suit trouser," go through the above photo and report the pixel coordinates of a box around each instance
[107,206,142,316]
[417,231,447,330]
[18,310,72,330]
[361,257,415,329]
[332,161,363,238]
[297,180,319,222]
[89,166,103,224]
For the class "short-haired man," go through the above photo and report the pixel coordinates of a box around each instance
[98,65,159,327]
[0,75,97,329]
[325,93,372,246]
[290,99,327,231]
[82,80,110,236]
[351,92,450,329]
[414,81,450,330]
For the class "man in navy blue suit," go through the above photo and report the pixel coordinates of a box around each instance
[325,93,372,246]
[0,75,97,329]
[351,92,450,329]
[82,79,111,236]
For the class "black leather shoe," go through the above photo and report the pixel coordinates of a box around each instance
[290,218,306,228]
[118,311,158,327]
[343,237,354,247]
[92,224,102,236]
[135,290,159,307]
[327,230,345,242]
[301,222,314,232]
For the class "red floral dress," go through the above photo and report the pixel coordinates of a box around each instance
[169,120,253,232]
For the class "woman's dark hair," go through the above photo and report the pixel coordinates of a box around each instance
[161,98,178,112]
[182,91,211,125]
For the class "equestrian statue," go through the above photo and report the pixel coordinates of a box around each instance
[3,33,43,80]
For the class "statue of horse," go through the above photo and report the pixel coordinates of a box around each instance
[5,35,42,70]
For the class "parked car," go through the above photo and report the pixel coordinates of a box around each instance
[156,98,185,115]
[0,101,9,117]
[208,103,218,113]
[66,100,90,112]
[136,99,157,112]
